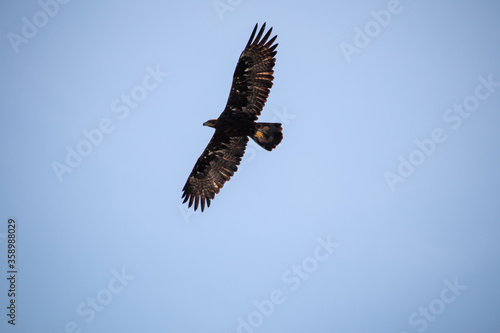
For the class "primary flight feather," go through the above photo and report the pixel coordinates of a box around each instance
[182,23,282,212]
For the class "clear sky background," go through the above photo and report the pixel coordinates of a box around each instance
[1,0,500,332]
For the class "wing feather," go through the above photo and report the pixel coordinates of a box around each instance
[182,134,248,212]
[219,23,278,123]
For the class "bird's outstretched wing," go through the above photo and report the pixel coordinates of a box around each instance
[182,134,249,212]
[218,23,278,124]
[181,23,278,212]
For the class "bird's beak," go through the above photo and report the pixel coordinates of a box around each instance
[203,119,217,128]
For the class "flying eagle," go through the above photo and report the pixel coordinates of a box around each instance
[181,23,282,212]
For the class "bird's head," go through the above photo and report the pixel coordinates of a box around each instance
[203,119,218,128]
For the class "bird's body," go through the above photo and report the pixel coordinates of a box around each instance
[182,23,282,212]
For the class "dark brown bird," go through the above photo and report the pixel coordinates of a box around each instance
[181,23,282,212]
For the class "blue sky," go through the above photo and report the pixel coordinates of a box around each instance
[1,0,500,332]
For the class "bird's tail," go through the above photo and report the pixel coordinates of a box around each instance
[251,122,283,151]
